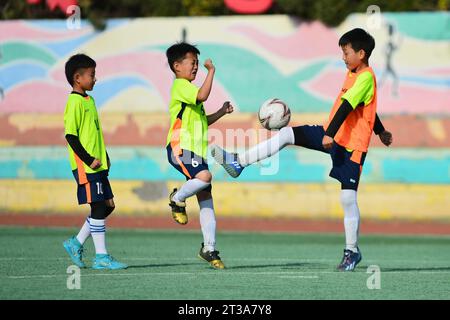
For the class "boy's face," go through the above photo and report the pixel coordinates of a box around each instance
[74,67,96,91]
[174,52,198,81]
[341,44,365,71]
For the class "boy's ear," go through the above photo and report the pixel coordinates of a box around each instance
[73,72,81,84]
[358,49,366,61]
[173,61,180,73]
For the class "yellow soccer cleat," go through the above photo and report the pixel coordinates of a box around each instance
[198,243,225,270]
[169,188,188,225]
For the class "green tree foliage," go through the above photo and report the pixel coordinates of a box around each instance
[1,0,448,27]
[274,0,449,26]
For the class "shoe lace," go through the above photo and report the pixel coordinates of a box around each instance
[341,250,352,265]
[107,255,121,263]
[228,153,240,167]
[209,250,221,260]
[74,245,84,258]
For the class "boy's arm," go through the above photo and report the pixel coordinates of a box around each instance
[65,134,102,169]
[196,59,215,103]
[65,134,95,165]
[207,101,234,126]
[374,114,393,146]
[325,100,389,138]
[322,99,353,149]
[324,99,353,138]
[373,113,384,134]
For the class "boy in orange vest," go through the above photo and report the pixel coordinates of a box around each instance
[212,28,393,271]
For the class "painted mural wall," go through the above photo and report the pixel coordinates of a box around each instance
[0,13,449,220]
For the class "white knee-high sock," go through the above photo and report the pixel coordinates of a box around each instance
[173,178,210,202]
[76,216,91,245]
[239,126,295,167]
[90,218,107,255]
[199,198,216,252]
[341,190,360,253]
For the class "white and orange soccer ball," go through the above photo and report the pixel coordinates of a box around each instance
[258,98,291,130]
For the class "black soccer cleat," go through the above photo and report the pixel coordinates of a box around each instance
[169,188,188,225]
[198,243,225,269]
[337,248,362,271]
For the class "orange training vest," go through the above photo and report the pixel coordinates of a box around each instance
[324,67,377,153]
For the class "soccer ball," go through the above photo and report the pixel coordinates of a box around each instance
[258,98,291,130]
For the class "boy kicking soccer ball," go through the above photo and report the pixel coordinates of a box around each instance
[62,54,127,270]
[165,43,234,269]
[212,28,393,271]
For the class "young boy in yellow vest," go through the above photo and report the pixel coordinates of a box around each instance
[166,43,234,269]
[212,28,393,271]
[62,54,127,270]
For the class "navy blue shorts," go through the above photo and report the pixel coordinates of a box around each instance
[292,125,367,190]
[72,170,114,204]
[167,145,212,193]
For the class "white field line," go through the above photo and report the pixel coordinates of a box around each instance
[0,257,332,261]
[8,272,324,279]
[278,276,320,279]
[1,257,449,264]
[6,270,450,280]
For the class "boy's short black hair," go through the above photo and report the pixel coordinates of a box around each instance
[65,54,96,86]
[166,42,200,73]
[339,28,375,61]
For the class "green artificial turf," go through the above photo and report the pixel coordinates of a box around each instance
[1,226,449,300]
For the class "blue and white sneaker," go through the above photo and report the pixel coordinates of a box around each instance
[337,248,362,271]
[211,144,244,178]
[92,254,128,270]
[63,236,86,268]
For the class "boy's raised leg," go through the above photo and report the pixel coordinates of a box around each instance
[169,172,211,225]
[211,126,295,177]
[210,145,243,178]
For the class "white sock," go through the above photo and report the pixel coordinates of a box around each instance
[341,189,360,253]
[76,216,91,245]
[239,126,295,167]
[199,198,216,252]
[173,178,210,202]
[90,218,107,255]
